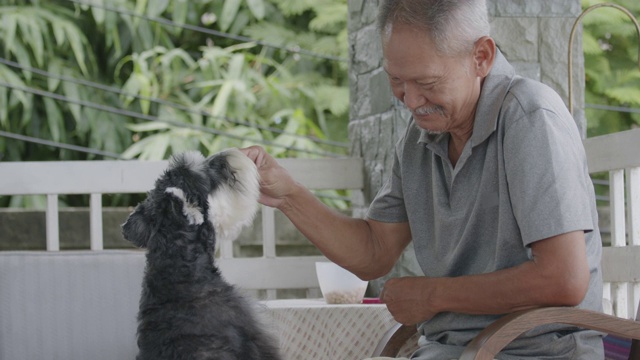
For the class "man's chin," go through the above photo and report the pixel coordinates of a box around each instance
[414,117,446,135]
[424,129,445,135]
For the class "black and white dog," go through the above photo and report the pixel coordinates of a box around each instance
[122,148,282,360]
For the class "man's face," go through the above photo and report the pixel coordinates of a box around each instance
[382,23,482,136]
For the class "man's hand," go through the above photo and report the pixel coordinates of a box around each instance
[380,277,439,325]
[240,146,297,209]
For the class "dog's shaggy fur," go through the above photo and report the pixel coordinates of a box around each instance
[122,148,282,360]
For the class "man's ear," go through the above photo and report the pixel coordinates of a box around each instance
[472,36,496,78]
[121,203,151,248]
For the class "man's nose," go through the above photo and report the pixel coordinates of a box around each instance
[402,83,425,110]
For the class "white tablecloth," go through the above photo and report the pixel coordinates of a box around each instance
[262,299,399,360]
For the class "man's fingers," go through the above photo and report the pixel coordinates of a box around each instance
[239,145,264,165]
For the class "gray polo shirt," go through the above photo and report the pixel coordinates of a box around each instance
[367,51,603,359]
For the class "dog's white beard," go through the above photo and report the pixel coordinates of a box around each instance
[207,148,261,243]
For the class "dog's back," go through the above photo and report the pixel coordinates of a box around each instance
[135,262,281,360]
[122,149,282,360]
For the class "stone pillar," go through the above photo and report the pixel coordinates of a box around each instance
[347,0,585,293]
[488,1,585,133]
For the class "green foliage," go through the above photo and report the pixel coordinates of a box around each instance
[581,0,640,137]
[0,0,349,161]
[0,0,349,209]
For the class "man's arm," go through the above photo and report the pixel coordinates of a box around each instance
[381,230,590,325]
[240,146,412,279]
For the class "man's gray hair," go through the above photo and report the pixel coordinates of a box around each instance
[377,0,490,56]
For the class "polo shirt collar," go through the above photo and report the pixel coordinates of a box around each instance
[417,49,515,146]
[470,49,515,146]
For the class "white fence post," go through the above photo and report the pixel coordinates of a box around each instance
[262,206,277,299]
[46,194,60,251]
[90,193,103,251]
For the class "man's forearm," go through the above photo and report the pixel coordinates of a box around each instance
[430,258,586,316]
[276,182,397,279]
[382,232,590,324]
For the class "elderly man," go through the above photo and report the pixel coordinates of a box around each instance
[241,0,604,358]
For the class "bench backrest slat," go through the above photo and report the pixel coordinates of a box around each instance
[0,157,364,195]
[0,156,364,295]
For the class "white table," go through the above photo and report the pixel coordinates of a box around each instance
[261,298,399,360]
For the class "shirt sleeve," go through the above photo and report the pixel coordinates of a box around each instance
[503,107,595,246]
[366,134,409,223]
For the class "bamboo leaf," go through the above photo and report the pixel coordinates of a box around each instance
[161,48,197,68]
[43,97,63,142]
[315,85,349,115]
[604,86,640,105]
[140,133,171,160]
[191,79,226,88]
[271,0,317,16]
[121,135,156,159]
[0,64,30,111]
[11,42,33,82]
[246,0,266,20]
[210,81,234,117]
[126,121,170,132]
[228,54,246,79]
[208,126,262,154]
[134,0,149,28]
[61,22,90,75]
[0,86,7,128]
[46,61,61,92]
[3,13,18,54]
[168,131,200,154]
[91,1,106,26]
[220,0,242,32]
[309,3,347,33]
[62,80,82,123]
[17,16,45,67]
[147,0,169,18]
[172,0,188,32]
[120,74,142,107]
[52,20,66,47]
[137,73,153,115]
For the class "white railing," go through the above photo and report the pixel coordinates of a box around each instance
[0,157,364,299]
[584,128,640,319]
[1,129,639,310]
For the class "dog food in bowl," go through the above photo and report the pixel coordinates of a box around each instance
[315,262,368,304]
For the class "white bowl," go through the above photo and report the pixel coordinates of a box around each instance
[315,262,368,304]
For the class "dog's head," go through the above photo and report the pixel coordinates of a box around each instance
[122,148,260,250]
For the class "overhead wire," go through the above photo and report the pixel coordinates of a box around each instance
[0,57,349,149]
[585,103,640,115]
[0,129,352,203]
[64,0,348,63]
[0,130,126,159]
[0,81,344,158]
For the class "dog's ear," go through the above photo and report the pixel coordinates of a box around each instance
[165,187,204,226]
[206,148,260,243]
[122,203,152,248]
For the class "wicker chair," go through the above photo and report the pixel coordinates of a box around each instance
[373,301,640,359]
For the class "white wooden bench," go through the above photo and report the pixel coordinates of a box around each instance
[584,128,640,320]
[0,156,364,360]
[0,157,363,295]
